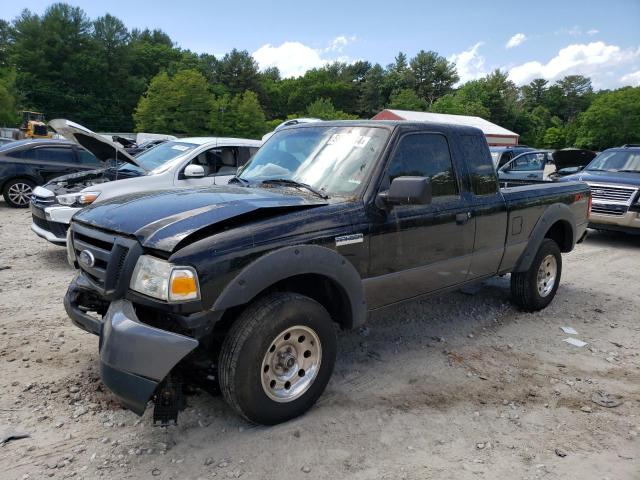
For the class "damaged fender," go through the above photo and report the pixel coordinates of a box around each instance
[99,300,198,415]
[212,244,368,329]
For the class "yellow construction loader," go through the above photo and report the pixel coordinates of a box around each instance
[14,111,52,139]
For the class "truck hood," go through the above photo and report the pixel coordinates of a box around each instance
[560,169,640,187]
[49,119,142,168]
[74,185,328,252]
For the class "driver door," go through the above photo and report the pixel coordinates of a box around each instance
[365,132,476,309]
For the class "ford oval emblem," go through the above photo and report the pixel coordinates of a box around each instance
[78,250,95,268]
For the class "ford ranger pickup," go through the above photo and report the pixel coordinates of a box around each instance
[63,121,590,425]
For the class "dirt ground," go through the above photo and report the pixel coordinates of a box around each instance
[0,198,638,480]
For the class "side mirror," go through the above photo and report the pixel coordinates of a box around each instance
[378,176,432,208]
[184,164,205,178]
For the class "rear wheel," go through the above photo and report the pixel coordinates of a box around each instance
[3,178,35,208]
[511,239,562,311]
[218,292,336,425]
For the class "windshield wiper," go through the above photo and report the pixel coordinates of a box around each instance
[261,179,329,199]
[229,176,250,185]
[615,169,640,173]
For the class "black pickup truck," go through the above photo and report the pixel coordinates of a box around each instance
[64,121,590,425]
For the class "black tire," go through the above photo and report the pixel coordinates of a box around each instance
[219,292,337,425]
[2,178,35,208]
[511,238,562,312]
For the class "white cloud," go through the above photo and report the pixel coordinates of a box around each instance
[621,70,640,86]
[252,36,357,78]
[326,35,357,53]
[587,29,599,36]
[448,42,487,83]
[506,33,527,49]
[557,26,583,36]
[253,42,327,78]
[508,41,640,87]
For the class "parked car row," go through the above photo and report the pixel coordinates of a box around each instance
[30,120,261,244]
[498,148,597,187]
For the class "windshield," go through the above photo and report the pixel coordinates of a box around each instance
[134,141,198,171]
[586,150,640,172]
[238,126,390,196]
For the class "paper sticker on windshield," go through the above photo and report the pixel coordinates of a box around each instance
[171,145,190,151]
[327,134,371,148]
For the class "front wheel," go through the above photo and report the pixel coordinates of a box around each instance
[3,178,35,208]
[510,238,562,311]
[218,292,337,425]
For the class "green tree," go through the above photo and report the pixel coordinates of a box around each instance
[305,98,358,120]
[387,88,427,111]
[0,68,19,126]
[134,69,213,134]
[359,64,387,117]
[556,75,594,121]
[520,78,548,109]
[215,49,261,96]
[542,127,565,148]
[430,93,489,118]
[408,50,459,105]
[575,87,640,149]
[210,90,267,139]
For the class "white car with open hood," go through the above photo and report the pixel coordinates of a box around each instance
[30,119,262,245]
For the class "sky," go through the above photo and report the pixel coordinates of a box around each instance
[3,0,640,89]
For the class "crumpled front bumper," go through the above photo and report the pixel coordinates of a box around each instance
[65,277,199,415]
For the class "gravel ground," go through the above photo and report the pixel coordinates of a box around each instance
[0,199,638,480]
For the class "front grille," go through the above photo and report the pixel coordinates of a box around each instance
[71,223,130,291]
[590,204,627,216]
[32,211,69,239]
[588,184,638,204]
[32,195,55,205]
[32,214,49,231]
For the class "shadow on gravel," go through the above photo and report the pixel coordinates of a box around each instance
[40,246,70,269]
[584,228,640,248]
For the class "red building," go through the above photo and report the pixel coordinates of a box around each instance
[372,109,519,146]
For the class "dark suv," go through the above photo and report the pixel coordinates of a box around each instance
[558,145,640,234]
[0,139,101,208]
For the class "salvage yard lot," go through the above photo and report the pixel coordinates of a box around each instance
[0,199,638,480]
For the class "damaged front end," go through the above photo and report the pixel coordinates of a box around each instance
[65,287,199,423]
[100,300,198,420]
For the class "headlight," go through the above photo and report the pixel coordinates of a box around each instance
[56,191,100,206]
[66,228,76,267]
[130,255,200,302]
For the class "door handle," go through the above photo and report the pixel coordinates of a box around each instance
[456,212,472,225]
[527,174,537,178]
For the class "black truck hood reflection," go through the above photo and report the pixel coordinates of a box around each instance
[74,185,328,252]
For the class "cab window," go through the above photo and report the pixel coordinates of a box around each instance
[386,133,458,200]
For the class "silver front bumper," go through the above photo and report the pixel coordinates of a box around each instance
[31,222,66,244]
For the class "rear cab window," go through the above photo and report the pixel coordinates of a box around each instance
[461,134,498,195]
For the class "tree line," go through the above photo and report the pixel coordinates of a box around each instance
[1,3,638,149]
